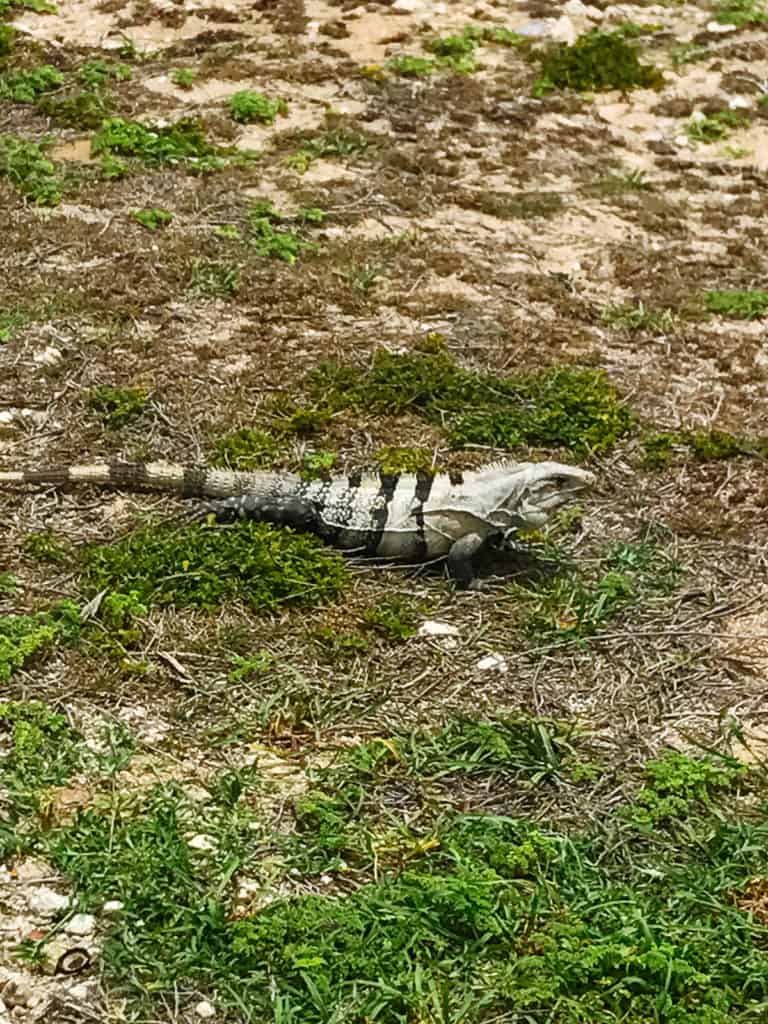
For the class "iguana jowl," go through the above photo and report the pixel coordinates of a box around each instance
[0,459,595,587]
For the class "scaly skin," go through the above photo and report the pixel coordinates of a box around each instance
[0,458,596,586]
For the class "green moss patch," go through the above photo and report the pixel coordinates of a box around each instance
[534,30,664,94]
[81,521,348,612]
[0,602,80,682]
[0,134,64,205]
[0,64,63,102]
[705,289,768,319]
[91,116,253,174]
[308,348,631,455]
[212,426,282,470]
[87,385,148,428]
[641,429,768,468]
[227,89,287,124]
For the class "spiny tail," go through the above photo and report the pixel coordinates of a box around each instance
[0,460,295,499]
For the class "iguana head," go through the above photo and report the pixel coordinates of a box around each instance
[479,460,596,530]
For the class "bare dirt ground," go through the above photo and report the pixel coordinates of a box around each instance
[1,0,768,1021]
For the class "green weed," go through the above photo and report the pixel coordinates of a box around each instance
[345,260,382,292]
[212,426,281,470]
[714,0,768,26]
[81,520,348,612]
[22,531,70,564]
[301,450,336,479]
[601,300,677,333]
[310,350,630,454]
[171,67,197,89]
[0,23,14,56]
[87,385,148,428]
[77,59,131,88]
[189,258,241,298]
[132,206,172,230]
[0,64,63,102]
[0,134,63,205]
[375,446,434,475]
[705,288,768,319]
[247,201,314,263]
[686,109,746,143]
[626,750,748,829]
[0,305,31,342]
[286,129,369,173]
[37,88,113,128]
[386,54,438,77]
[227,89,287,124]
[589,168,653,195]
[362,595,421,642]
[641,429,768,468]
[0,602,80,683]
[510,540,682,644]
[534,30,664,94]
[91,116,246,173]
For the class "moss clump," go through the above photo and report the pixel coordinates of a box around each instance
[91,117,252,173]
[0,602,80,682]
[641,429,768,468]
[309,350,631,455]
[535,30,664,94]
[227,89,287,124]
[0,64,63,102]
[81,521,348,612]
[0,134,63,205]
[212,427,281,470]
[132,207,172,230]
[37,89,114,129]
[375,446,435,475]
[87,385,148,428]
[705,289,768,320]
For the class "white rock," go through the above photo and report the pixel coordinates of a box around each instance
[26,887,70,916]
[728,95,752,109]
[194,1000,216,1019]
[689,110,706,122]
[674,135,690,147]
[65,913,96,936]
[187,834,217,852]
[418,620,459,638]
[68,981,99,1003]
[563,0,603,17]
[550,15,577,45]
[705,19,738,32]
[102,900,124,915]
[392,0,420,10]
[33,345,62,366]
[14,858,51,882]
[475,653,509,674]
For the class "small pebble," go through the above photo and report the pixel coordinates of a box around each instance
[102,900,124,915]
[475,653,509,674]
[417,620,459,638]
[194,1000,216,1019]
[187,834,216,852]
[65,913,96,936]
[27,887,70,916]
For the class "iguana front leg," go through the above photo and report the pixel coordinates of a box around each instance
[446,532,491,589]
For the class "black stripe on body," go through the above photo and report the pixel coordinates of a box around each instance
[19,467,72,486]
[364,472,400,555]
[412,470,435,560]
[347,470,362,489]
[107,461,152,489]
[448,469,464,486]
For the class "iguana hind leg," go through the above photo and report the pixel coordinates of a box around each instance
[446,532,489,589]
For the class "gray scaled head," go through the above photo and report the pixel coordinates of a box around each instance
[510,461,596,528]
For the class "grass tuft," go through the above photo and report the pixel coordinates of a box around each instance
[534,29,664,94]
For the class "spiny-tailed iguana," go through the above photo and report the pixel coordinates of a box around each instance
[0,459,595,587]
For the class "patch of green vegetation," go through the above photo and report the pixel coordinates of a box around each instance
[286,129,369,174]
[0,63,63,102]
[362,595,421,642]
[510,539,682,644]
[589,168,653,195]
[212,426,281,470]
[227,89,287,124]
[0,23,14,56]
[0,305,31,341]
[132,206,172,230]
[91,117,249,173]
[705,288,768,319]
[171,67,197,89]
[0,0,56,17]
[246,201,314,264]
[227,650,275,683]
[21,711,768,1023]
[670,41,711,67]
[300,450,336,480]
[713,0,768,26]
[37,88,113,129]
[626,750,747,829]
[0,134,63,205]
[308,349,631,455]
[375,446,434,475]
[386,54,439,77]
[601,300,677,333]
[189,257,241,298]
[87,385,148,428]
[81,520,348,612]
[640,429,768,468]
[22,531,70,564]
[423,32,478,72]
[534,30,664,95]
[685,109,746,143]
[344,260,382,292]
[0,602,80,683]
[77,59,131,88]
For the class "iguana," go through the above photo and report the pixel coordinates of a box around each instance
[0,459,595,587]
